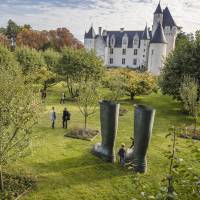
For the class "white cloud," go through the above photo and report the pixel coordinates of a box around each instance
[0,0,199,41]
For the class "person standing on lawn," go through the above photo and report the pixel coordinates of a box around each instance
[118,143,126,167]
[60,92,66,104]
[62,107,70,129]
[50,107,56,129]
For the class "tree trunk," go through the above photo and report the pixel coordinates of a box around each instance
[0,165,4,192]
[130,93,135,100]
[84,115,87,130]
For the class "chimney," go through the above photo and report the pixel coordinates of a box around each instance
[120,28,124,32]
[99,27,102,36]
[102,30,107,36]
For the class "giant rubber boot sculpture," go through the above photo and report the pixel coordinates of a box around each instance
[126,105,155,173]
[92,100,120,162]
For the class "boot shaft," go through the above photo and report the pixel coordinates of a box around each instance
[100,100,120,150]
[134,105,155,158]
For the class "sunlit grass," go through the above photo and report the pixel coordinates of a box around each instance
[11,84,199,200]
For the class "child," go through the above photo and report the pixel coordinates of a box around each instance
[118,143,126,167]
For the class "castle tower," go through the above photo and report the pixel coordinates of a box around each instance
[152,1,163,36]
[140,24,151,68]
[148,22,167,75]
[84,26,96,50]
[163,7,178,55]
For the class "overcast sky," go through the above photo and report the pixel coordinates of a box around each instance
[0,0,199,41]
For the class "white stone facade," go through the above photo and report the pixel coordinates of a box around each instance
[84,3,179,75]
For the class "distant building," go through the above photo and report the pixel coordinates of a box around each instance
[84,2,179,75]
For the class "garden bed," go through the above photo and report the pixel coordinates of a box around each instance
[64,128,100,141]
[0,173,36,200]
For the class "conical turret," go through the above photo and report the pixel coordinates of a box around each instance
[152,1,163,36]
[154,1,163,14]
[151,22,167,44]
[84,26,96,39]
[141,24,150,40]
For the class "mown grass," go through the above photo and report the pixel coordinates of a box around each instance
[10,84,199,200]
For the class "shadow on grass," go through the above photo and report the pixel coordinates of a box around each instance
[31,152,130,186]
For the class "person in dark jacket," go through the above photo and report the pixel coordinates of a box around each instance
[118,143,126,167]
[62,107,70,128]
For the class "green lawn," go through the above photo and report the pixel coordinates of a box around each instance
[11,85,199,200]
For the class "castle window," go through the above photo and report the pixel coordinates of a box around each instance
[122,49,126,55]
[133,59,137,65]
[144,49,146,52]
[134,49,138,55]
[123,38,127,45]
[143,55,145,58]
[152,50,154,55]
[134,40,138,45]
[110,58,113,64]
[110,48,114,54]
[112,38,114,44]
[122,58,126,65]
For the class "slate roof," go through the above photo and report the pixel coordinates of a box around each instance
[141,25,150,40]
[105,30,153,48]
[154,2,163,14]
[151,22,167,44]
[84,26,95,39]
[163,7,176,27]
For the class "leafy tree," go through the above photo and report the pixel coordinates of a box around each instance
[15,46,46,74]
[16,28,48,50]
[0,33,9,48]
[15,46,53,89]
[180,76,200,127]
[43,49,61,71]
[42,49,61,88]
[103,69,126,102]
[0,27,6,35]
[160,31,200,100]
[6,19,21,39]
[47,28,83,51]
[23,24,32,30]
[0,45,18,70]
[76,81,99,129]
[121,70,157,100]
[0,56,40,192]
[58,48,105,98]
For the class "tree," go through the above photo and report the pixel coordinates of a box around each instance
[47,28,83,51]
[58,48,105,98]
[160,31,200,100]
[42,49,61,88]
[0,45,18,69]
[43,49,61,71]
[16,28,48,50]
[122,70,157,100]
[180,76,200,127]
[103,69,126,102]
[76,81,99,129]
[0,52,40,191]
[15,46,52,86]
[0,34,9,48]
[6,19,21,39]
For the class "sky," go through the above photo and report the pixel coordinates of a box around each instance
[0,0,199,41]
